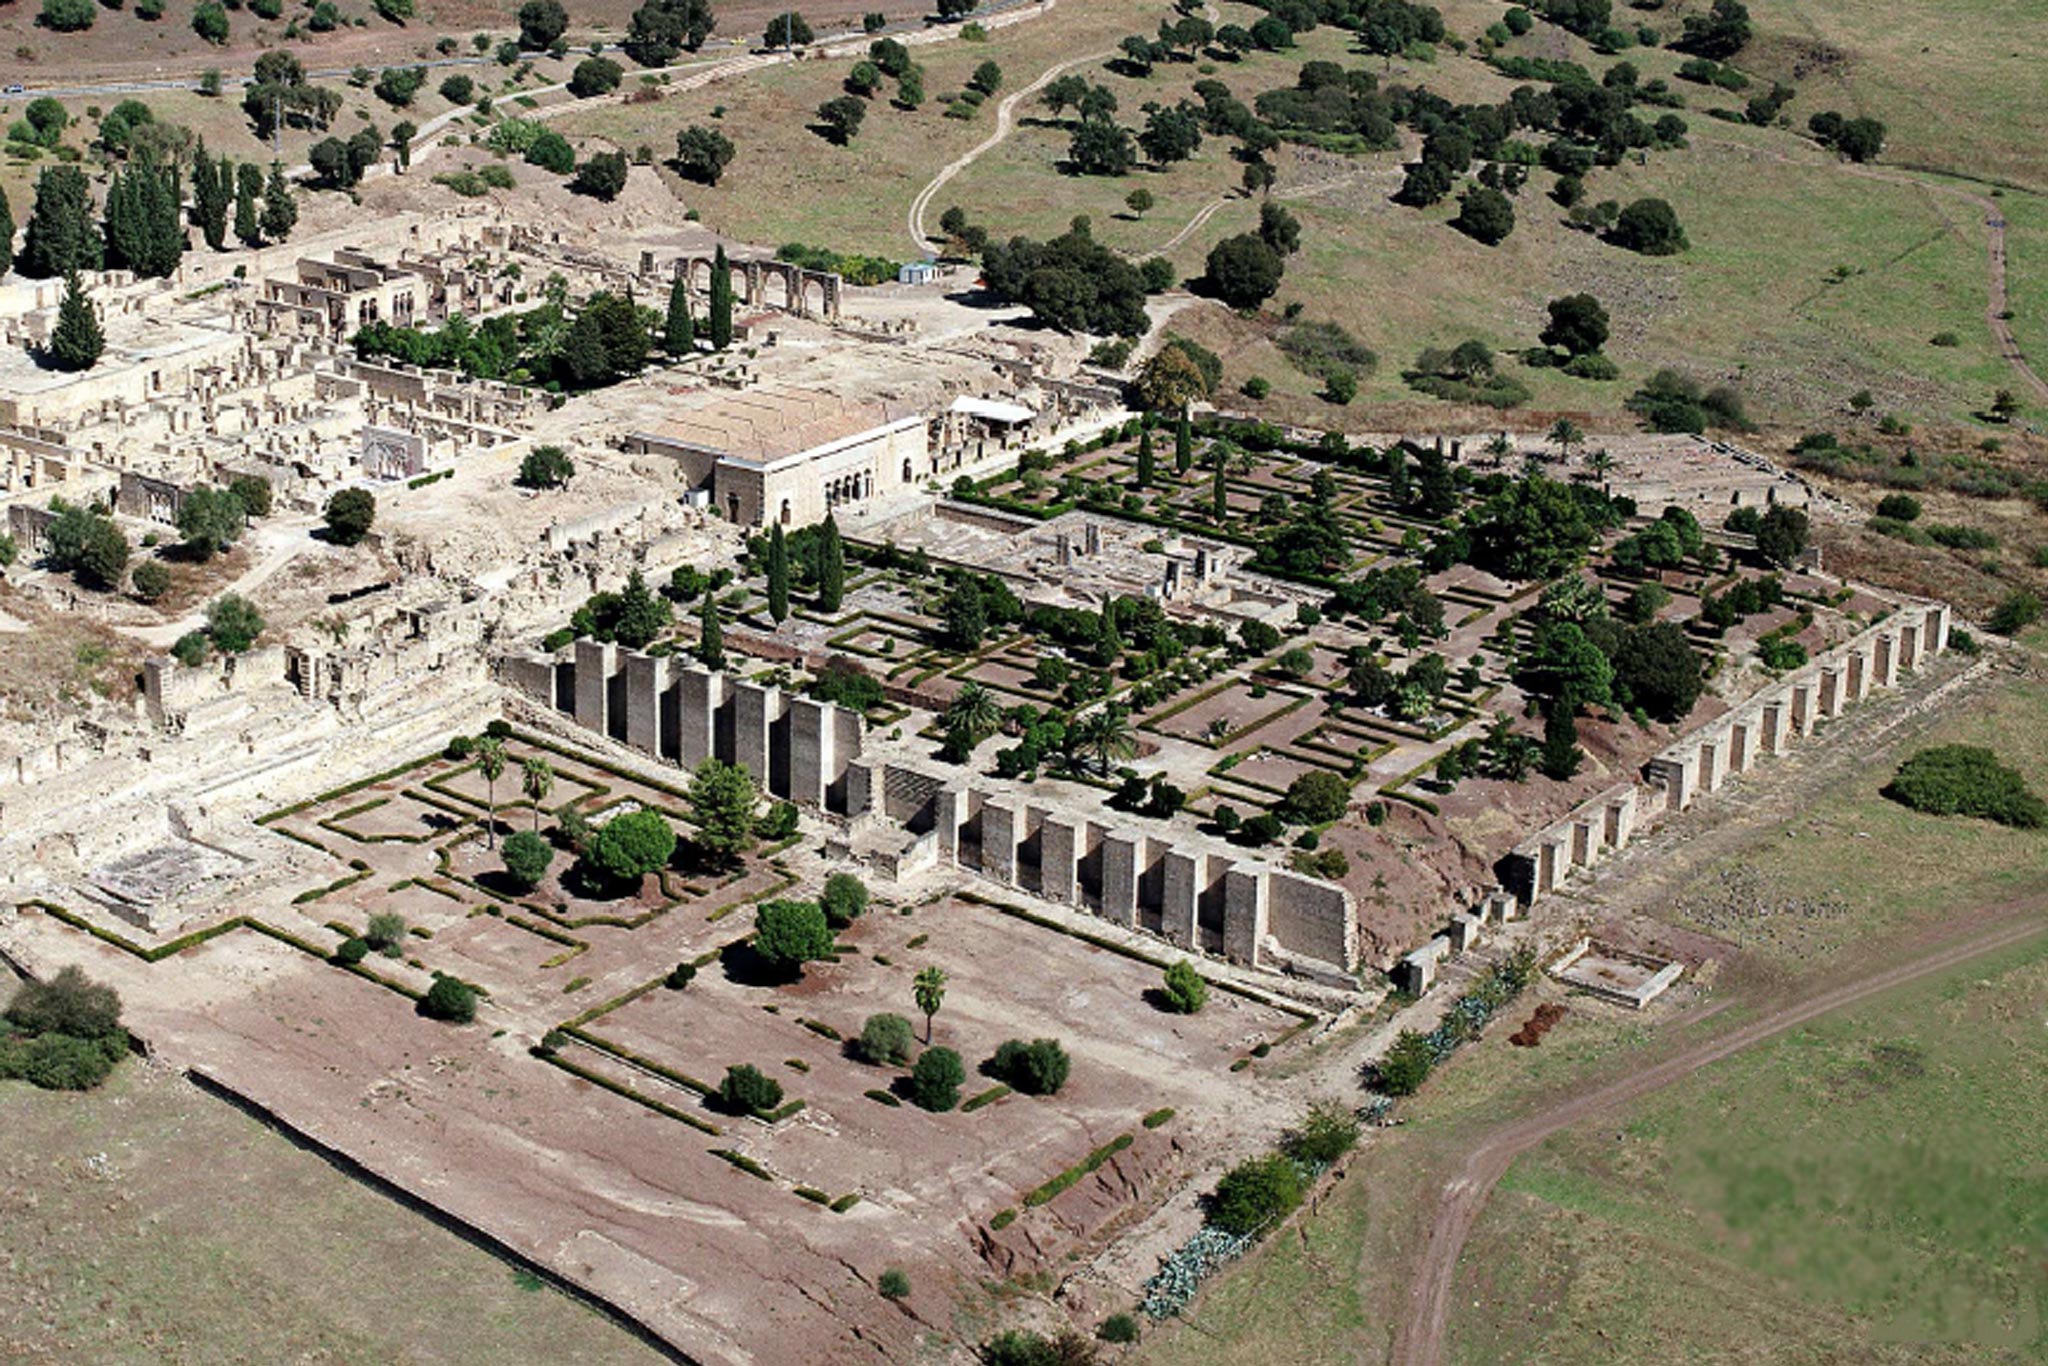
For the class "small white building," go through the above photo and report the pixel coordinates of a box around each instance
[897,261,941,286]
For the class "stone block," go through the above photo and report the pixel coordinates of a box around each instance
[1604,789,1637,849]
[1759,698,1789,756]
[1161,849,1202,948]
[980,800,1020,886]
[731,680,781,786]
[677,665,725,769]
[1039,815,1081,906]
[1100,832,1141,927]
[623,651,666,758]
[1222,864,1267,966]
[1874,632,1900,688]
[573,639,614,733]
[935,784,968,862]
[1648,754,1691,810]
[787,696,832,807]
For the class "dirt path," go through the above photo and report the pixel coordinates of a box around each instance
[906,37,1116,255]
[1392,902,2047,1366]
[1697,134,2048,405]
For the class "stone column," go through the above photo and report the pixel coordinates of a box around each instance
[1759,697,1789,757]
[935,784,968,863]
[1222,864,1267,966]
[1698,734,1724,793]
[677,665,724,768]
[1039,814,1081,906]
[1929,603,1951,654]
[1846,645,1871,703]
[980,800,1021,887]
[623,651,667,758]
[787,697,833,807]
[843,758,875,818]
[1648,754,1691,810]
[1818,666,1847,719]
[573,639,614,734]
[1727,717,1753,775]
[1791,679,1819,736]
[1100,832,1141,927]
[1604,789,1637,849]
[1572,813,1602,866]
[1161,849,1202,948]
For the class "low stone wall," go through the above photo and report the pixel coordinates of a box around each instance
[1406,599,1952,994]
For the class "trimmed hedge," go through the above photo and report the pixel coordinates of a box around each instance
[1023,1133,1134,1208]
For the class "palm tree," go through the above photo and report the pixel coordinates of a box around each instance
[476,737,507,849]
[1587,447,1614,478]
[913,966,947,1044]
[1547,418,1584,462]
[521,756,555,832]
[1483,432,1514,466]
[944,682,1000,745]
[1074,703,1137,775]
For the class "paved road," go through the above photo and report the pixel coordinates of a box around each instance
[1392,902,2048,1366]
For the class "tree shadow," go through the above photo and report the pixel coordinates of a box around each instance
[718,940,802,988]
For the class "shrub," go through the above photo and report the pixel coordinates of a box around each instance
[1987,589,2042,636]
[15,1032,120,1090]
[1882,745,2045,828]
[364,911,407,953]
[1282,770,1350,824]
[518,445,575,489]
[821,871,869,928]
[878,1268,911,1299]
[1160,958,1206,1013]
[1208,1152,1303,1237]
[1243,376,1271,399]
[1376,1029,1434,1094]
[719,1063,784,1115]
[989,1038,1070,1095]
[1282,1099,1360,1166]
[909,1046,965,1111]
[501,829,554,889]
[5,965,122,1040]
[334,936,369,965]
[1875,493,1922,522]
[665,962,697,990]
[859,1012,917,1066]
[421,975,478,1022]
[1098,1313,1140,1344]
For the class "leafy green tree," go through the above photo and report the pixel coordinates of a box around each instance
[821,870,868,928]
[675,125,735,184]
[686,756,758,864]
[324,488,376,546]
[816,95,866,145]
[753,898,834,973]
[518,444,576,489]
[1541,293,1609,357]
[611,569,671,649]
[517,0,568,49]
[48,272,103,372]
[909,1045,964,1111]
[1987,589,2042,636]
[622,0,715,64]
[39,0,94,31]
[1125,186,1154,217]
[131,559,171,602]
[570,151,629,200]
[1205,233,1283,310]
[912,965,947,1042]
[1612,621,1703,721]
[1282,770,1350,824]
[1754,506,1809,567]
[175,485,246,560]
[569,56,624,98]
[590,808,677,880]
[1377,1029,1434,1094]
[765,10,813,46]
[6,965,123,1040]
[989,1037,1069,1095]
[205,593,263,652]
[1611,198,1688,255]
[1160,959,1206,1013]
[1539,704,1583,780]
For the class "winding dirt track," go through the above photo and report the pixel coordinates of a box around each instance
[1393,904,2047,1366]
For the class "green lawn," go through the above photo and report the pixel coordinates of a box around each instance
[1452,932,2048,1364]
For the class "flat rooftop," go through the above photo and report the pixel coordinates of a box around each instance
[640,385,915,465]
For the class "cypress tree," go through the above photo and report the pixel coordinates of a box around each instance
[20,165,102,278]
[766,520,790,623]
[817,512,845,613]
[1539,705,1583,781]
[1211,451,1226,519]
[1135,426,1154,487]
[233,163,262,246]
[49,271,103,372]
[1173,408,1192,475]
[696,594,724,668]
[260,161,298,243]
[191,143,231,251]
[709,242,734,349]
[662,273,694,356]
[0,185,14,278]
[104,156,183,278]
